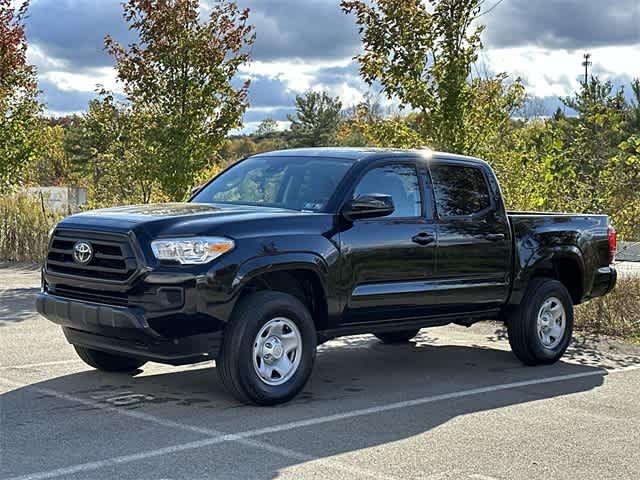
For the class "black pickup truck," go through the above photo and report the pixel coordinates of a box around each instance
[36,148,617,405]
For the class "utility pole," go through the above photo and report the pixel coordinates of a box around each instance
[582,53,592,85]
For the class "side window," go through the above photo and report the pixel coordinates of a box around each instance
[353,164,421,218]
[430,164,491,217]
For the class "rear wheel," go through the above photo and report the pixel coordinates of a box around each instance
[218,291,317,405]
[507,278,574,365]
[375,329,420,344]
[73,346,146,373]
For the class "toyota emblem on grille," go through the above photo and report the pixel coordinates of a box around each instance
[72,241,93,264]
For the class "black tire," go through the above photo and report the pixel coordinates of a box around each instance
[374,329,420,344]
[73,345,146,373]
[507,278,574,366]
[217,290,317,406]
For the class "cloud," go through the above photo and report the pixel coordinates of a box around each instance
[27,0,639,121]
[244,106,295,123]
[38,79,95,114]
[313,62,361,88]
[26,0,131,70]
[27,0,361,68]
[244,75,294,108]
[484,0,640,49]
[234,0,361,62]
[480,45,640,98]
[41,67,120,94]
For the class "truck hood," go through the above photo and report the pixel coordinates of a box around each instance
[73,202,291,220]
[58,202,314,237]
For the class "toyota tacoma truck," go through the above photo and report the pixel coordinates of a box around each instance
[36,148,618,405]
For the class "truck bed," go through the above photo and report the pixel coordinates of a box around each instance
[506,211,612,305]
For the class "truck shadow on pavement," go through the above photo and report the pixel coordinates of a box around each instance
[488,325,640,369]
[0,287,39,326]
[0,262,41,326]
[2,332,631,479]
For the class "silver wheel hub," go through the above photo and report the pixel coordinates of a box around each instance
[253,317,302,386]
[262,337,284,364]
[536,296,566,349]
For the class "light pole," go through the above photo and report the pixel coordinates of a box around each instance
[582,53,592,85]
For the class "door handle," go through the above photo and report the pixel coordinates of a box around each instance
[412,232,435,245]
[485,233,505,242]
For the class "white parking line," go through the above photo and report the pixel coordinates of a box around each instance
[3,437,229,480]
[5,366,639,480]
[0,359,79,370]
[0,378,397,480]
[4,434,394,480]
[0,377,220,436]
[220,369,624,441]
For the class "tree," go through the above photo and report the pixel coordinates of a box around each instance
[105,0,255,200]
[492,119,574,212]
[0,0,41,192]
[461,74,525,159]
[25,125,70,186]
[255,118,278,137]
[628,78,640,132]
[601,135,640,239]
[341,0,487,152]
[218,136,258,164]
[337,101,423,149]
[288,91,343,147]
[65,95,164,206]
[560,77,628,211]
[336,93,384,146]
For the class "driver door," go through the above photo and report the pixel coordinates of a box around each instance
[339,160,437,324]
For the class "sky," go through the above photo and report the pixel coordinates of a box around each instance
[25,0,640,130]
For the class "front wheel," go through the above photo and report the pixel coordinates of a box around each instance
[73,345,146,373]
[507,278,574,365]
[218,291,317,405]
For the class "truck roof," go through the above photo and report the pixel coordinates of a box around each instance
[252,147,488,166]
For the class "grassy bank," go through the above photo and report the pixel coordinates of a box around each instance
[575,276,640,340]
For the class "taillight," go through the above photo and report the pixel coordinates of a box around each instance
[607,225,617,263]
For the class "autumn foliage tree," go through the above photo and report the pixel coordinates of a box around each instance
[105,0,255,200]
[341,0,522,153]
[0,0,41,192]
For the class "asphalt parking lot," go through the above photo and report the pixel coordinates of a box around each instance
[1,263,640,480]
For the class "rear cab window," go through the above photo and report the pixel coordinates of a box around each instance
[429,163,492,217]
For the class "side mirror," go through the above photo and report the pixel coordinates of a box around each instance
[342,194,395,221]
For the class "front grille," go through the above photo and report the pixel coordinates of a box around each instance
[51,284,129,306]
[46,229,138,282]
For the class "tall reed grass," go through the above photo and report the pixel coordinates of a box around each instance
[0,193,61,262]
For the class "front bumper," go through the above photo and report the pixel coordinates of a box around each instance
[36,293,222,365]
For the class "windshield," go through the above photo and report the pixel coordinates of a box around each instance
[192,156,354,212]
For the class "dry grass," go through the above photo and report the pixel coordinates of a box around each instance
[0,193,61,262]
[576,276,640,339]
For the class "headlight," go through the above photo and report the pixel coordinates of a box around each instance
[151,237,235,264]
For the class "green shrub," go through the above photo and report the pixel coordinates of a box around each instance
[575,276,640,339]
[0,193,61,262]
